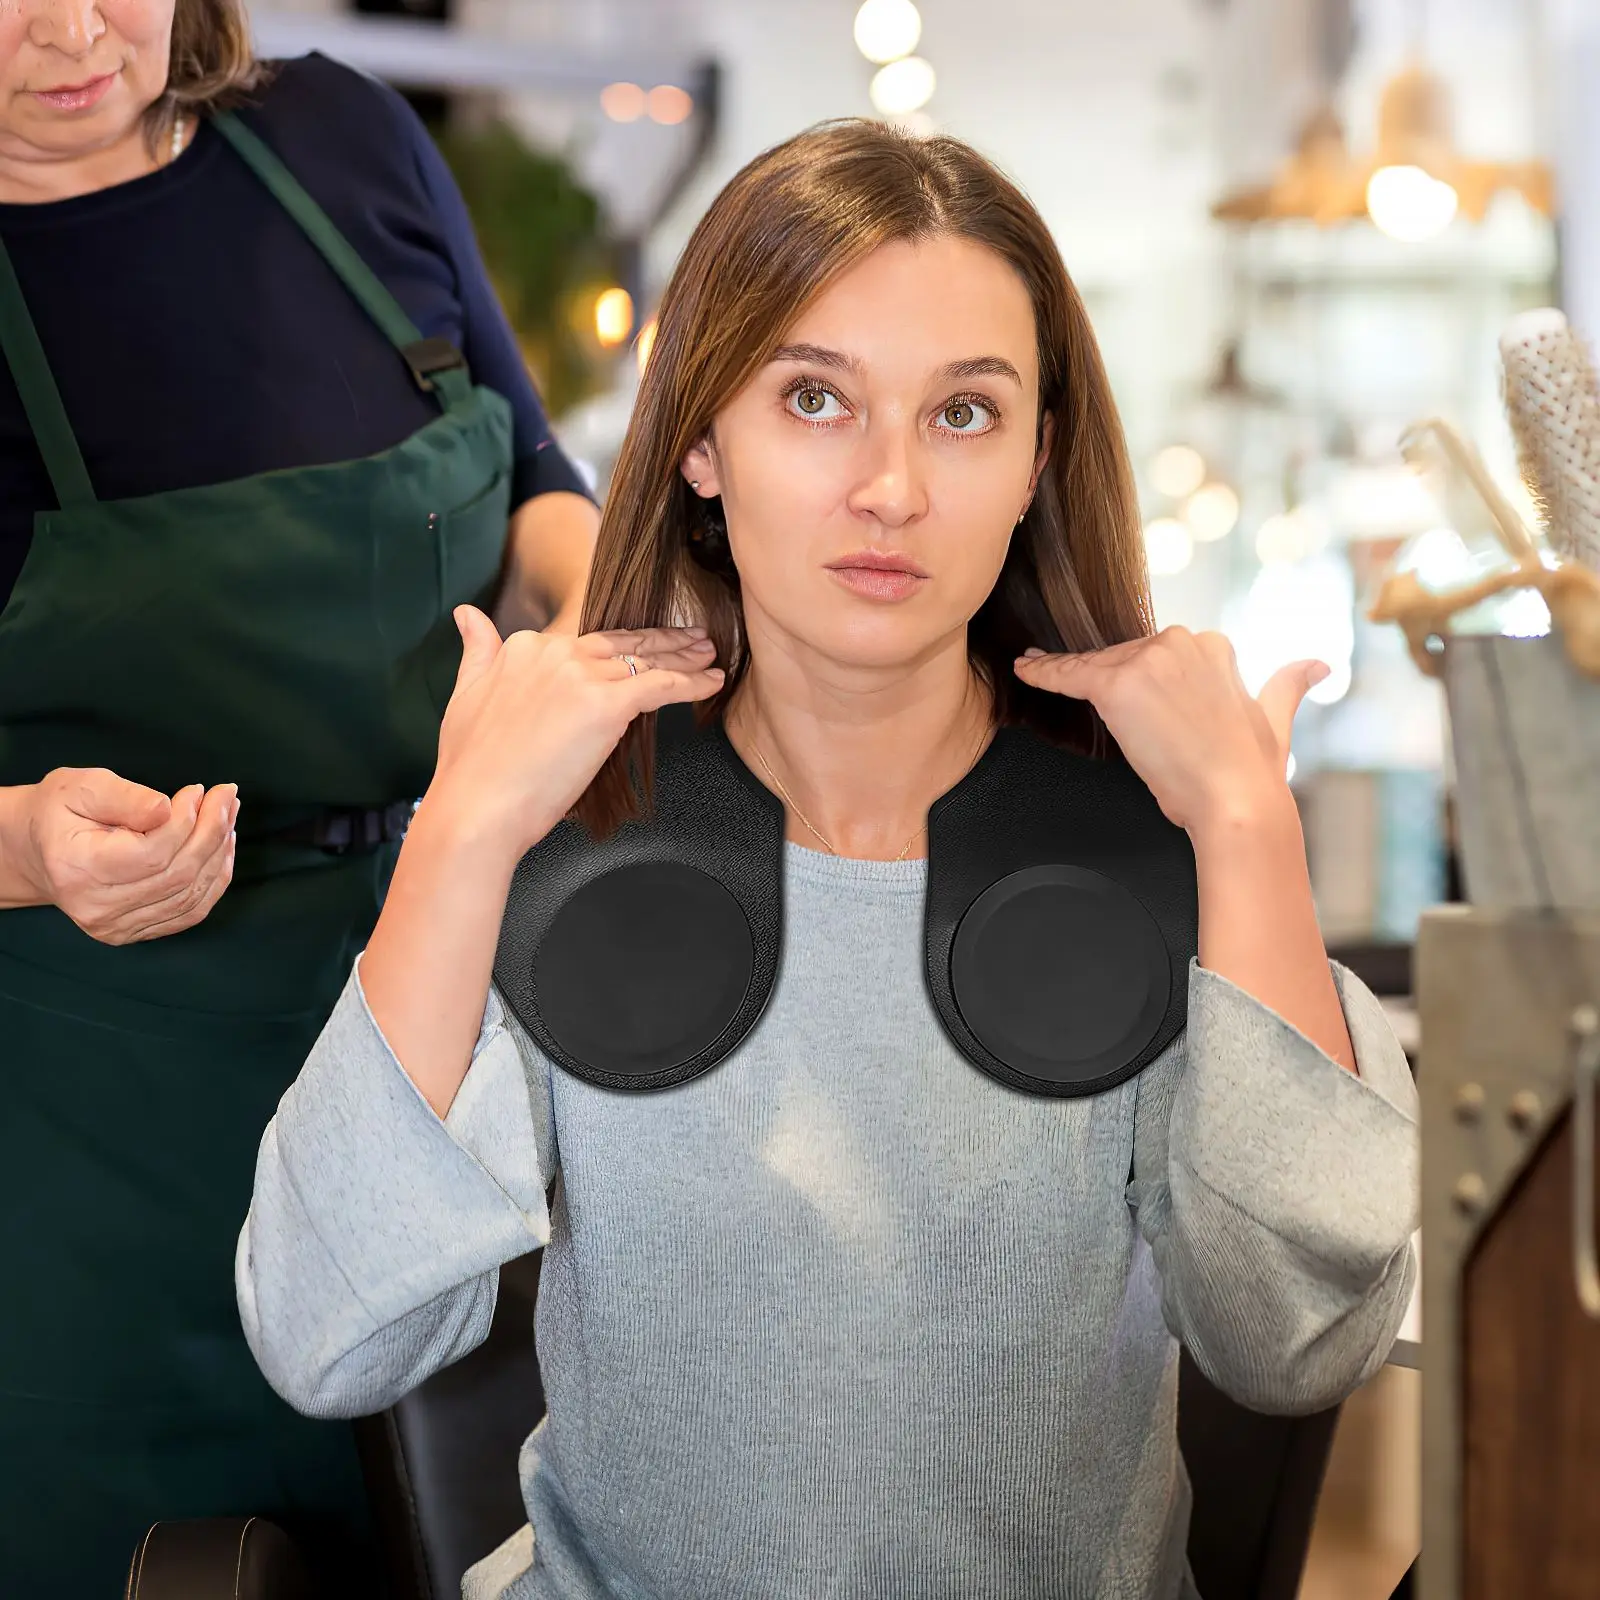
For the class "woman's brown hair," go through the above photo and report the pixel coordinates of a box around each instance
[145,0,270,149]
[577,118,1154,838]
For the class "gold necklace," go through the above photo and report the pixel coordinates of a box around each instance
[752,723,990,863]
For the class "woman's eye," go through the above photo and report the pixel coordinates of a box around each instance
[936,398,994,434]
[788,386,846,421]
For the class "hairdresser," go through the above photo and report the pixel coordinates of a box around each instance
[0,3,596,1592]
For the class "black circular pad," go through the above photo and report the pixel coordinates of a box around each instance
[533,862,754,1083]
[951,865,1171,1090]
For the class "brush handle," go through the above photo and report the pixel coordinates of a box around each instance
[1399,417,1541,567]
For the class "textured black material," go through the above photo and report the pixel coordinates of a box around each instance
[493,707,784,1091]
[495,710,1197,1098]
[535,862,755,1082]
[947,864,1172,1092]
[925,725,1197,1097]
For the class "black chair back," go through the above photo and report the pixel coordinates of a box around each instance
[354,1254,545,1600]
[126,1517,317,1600]
[1178,1349,1341,1600]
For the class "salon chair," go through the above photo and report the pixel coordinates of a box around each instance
[128,1247,1340,1600]
[1323,939,1413,1000]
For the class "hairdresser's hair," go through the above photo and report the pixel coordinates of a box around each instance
[576,118,1153,837]
[144,0,271,149]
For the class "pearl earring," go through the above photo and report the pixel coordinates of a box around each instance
[689,480,701,490]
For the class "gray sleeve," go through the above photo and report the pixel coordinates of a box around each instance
[1129,960,1418,1415]
[236,960,556,1420]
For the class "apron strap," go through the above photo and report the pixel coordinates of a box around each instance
[211,112,474,411]
[0,239,96,508]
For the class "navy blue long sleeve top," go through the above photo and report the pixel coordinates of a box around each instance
[0,52,590,605]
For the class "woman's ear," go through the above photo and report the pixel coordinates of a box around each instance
[1028,413,1057,500]
[681,439,720,498]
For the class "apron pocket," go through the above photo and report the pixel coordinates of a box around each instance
[437,467,511,611]
[425,468,511,711]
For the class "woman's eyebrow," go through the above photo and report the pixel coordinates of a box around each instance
[769,343,863,375]
[938,355,1024,385]
[766,345,1023,387]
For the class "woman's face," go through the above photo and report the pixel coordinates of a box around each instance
[0,0,174,159]
[684,233,1050,676]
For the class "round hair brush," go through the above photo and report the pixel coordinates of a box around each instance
[1500,307,1600,573]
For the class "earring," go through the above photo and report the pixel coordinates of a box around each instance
[689,480,700,490]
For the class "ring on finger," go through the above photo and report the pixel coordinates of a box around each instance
[614,653,647,677]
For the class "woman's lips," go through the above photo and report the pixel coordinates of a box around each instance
[826,565,929,601]
[32,73,116,113]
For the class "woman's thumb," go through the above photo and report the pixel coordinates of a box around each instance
[1257,659,1329,748]
[452,604,503,695]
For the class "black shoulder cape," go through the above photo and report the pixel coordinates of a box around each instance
[493,708,1198,1098]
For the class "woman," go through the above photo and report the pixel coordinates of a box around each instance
[240,123,1418,1598]
[0,1,596,1593]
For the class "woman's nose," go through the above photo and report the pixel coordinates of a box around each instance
[846,420,929,530]
[29,0,106,57]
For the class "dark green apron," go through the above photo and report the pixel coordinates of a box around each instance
[0,113,512,1597]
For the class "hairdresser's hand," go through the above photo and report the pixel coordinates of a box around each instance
[423,605,724,863]
[1013,627,1326,837]
[0,770,238,943]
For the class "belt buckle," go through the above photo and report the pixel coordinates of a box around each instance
[311,802,416,855]
[401,336,467,393]
[316,811,356,855]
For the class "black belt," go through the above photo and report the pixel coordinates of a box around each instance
[262,801,417,855]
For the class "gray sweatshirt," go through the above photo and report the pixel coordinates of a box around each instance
[238,842,1418,1600]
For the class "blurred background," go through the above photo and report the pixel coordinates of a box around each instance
[247,0,1590,967]
[240,1,1599,1589]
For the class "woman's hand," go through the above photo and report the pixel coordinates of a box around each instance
[361,606,722,1116]
[422,605,724,865]
[0,769,238,943]
[1016,627,1356,1072]
[1013,628,1326,836]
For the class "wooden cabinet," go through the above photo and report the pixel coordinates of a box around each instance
[1417,908,1600,1599]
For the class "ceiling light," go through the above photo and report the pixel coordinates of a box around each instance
[595,288,634,348]
[1144,517,1194,576]
[1255,506,1331,564]
[854,0,922,65]
[1329,464,1440,539]
[1230,556,1354,706]
[1366,164,1458,241]
[1183,482,1240,542]
[1212,64,1551,230]
[635,317,658,375]
[600,82,646,123]
[1152,444,1207,499]
[1255,514,1302,564]
[869,56,936,116]
[647,85,693,125]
